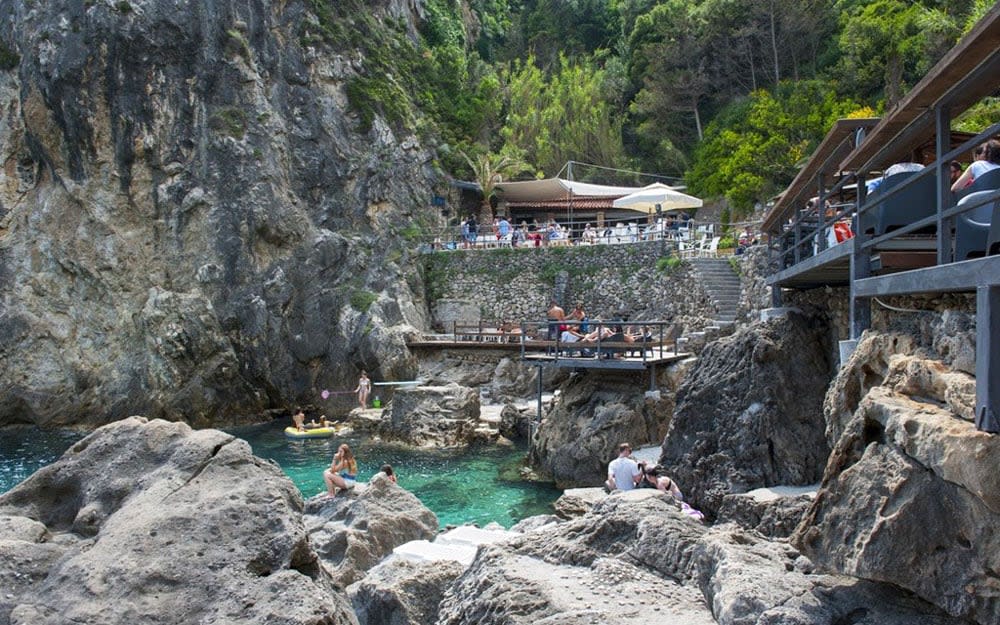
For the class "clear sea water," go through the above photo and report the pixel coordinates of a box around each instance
[0,422,561,529]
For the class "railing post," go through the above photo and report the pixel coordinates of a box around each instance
[793,205,803,264]
[935,105,954,264]
[976,285,1000,433]
[850,172,871,340]
[816,172,827,253]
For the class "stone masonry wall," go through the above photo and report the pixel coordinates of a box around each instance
[422,242,719,330]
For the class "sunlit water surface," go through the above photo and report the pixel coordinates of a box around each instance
[1,422,561,529]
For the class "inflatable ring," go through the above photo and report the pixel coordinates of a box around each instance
[284,427,334,439]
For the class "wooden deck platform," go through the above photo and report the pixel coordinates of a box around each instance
[523,351,690,371]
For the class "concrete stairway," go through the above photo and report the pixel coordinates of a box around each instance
[675,258,742,353]
[688,258,741,325]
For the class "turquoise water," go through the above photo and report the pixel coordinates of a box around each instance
[0,423,561,529]
[230,421,562,528]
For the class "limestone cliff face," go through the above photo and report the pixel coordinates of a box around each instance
[0,0,436,426]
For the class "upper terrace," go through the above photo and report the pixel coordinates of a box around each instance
[760,5,1000,432]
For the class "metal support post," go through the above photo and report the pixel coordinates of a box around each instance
[850,175,871,340]
[976,285,1000,432]
[936,106,954,265]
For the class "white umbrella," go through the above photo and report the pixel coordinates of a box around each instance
[611,182,703,212]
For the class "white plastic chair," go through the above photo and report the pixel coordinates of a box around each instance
[699,237,721,258]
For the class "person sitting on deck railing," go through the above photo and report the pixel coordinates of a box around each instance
[952,139,1000,192]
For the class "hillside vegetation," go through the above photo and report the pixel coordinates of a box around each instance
[340,0,997,218]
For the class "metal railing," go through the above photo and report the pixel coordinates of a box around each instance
[516,319,680,363]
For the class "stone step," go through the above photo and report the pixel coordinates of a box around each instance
[435,525,520,548]
[392,540,478,566]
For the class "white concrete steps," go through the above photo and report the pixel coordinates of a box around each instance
[391,525,521,567]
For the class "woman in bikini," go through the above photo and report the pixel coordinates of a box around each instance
[323,443,358,496]
[354,371,371,409]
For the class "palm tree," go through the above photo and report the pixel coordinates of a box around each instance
[461,151,530,236]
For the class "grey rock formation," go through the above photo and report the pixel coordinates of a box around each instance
[436,493,964,625]
[529,369,678,488]
[715,486,815,539]
[498,402,530,442]
[0,417,355,625]
[552,487,606,519]
[824,330,976,447]
[0,0,432,427]
[660,313,833,517]
[795,387,1000,625]
[371,383,483,447]
[348,557,465,625]
[304,472,438,588]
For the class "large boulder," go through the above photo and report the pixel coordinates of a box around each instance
[794,387,1000,625]
[347,557,465,625]
[434,493,964,625]
[824,331,976,446]
[304,473,438,588]
[374,383,482,447]
[715,486,816,539]
[498,403,531,442]
[529,369,679,487]
[0,417,354,625]
[660,312,833,517]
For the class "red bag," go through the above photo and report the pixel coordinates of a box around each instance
[833,221,853,242]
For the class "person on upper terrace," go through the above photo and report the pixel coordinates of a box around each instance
[546,221,562,243]
[952,140,1000,192]
[950,160,964,186]
[581,223,597,244]
[497,216,511,241]
[865,161,925,194]
[466,215,479,247]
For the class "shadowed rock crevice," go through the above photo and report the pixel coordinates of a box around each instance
[660,312,833,518]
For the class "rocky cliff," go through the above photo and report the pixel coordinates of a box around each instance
[0,0,436,427]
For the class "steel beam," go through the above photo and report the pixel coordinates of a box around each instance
[854,256,1000,297]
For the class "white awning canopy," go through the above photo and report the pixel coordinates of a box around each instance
[495,178,645,202]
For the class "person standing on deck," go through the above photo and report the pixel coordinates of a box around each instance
[546,300,565,341]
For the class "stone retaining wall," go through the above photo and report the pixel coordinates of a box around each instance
[421,242,719,329]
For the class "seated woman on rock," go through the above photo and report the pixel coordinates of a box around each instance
[639,465,684,500]
[380,464,398,484]
[323,444,358,497]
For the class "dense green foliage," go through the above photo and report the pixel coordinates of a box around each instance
[302,0,990,219]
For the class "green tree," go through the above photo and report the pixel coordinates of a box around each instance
[501,55,627,177]
[461,150,532,230]
[687,80,860,216]
[834,0,960,106]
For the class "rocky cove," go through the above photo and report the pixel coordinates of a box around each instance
[1,2,999,625]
